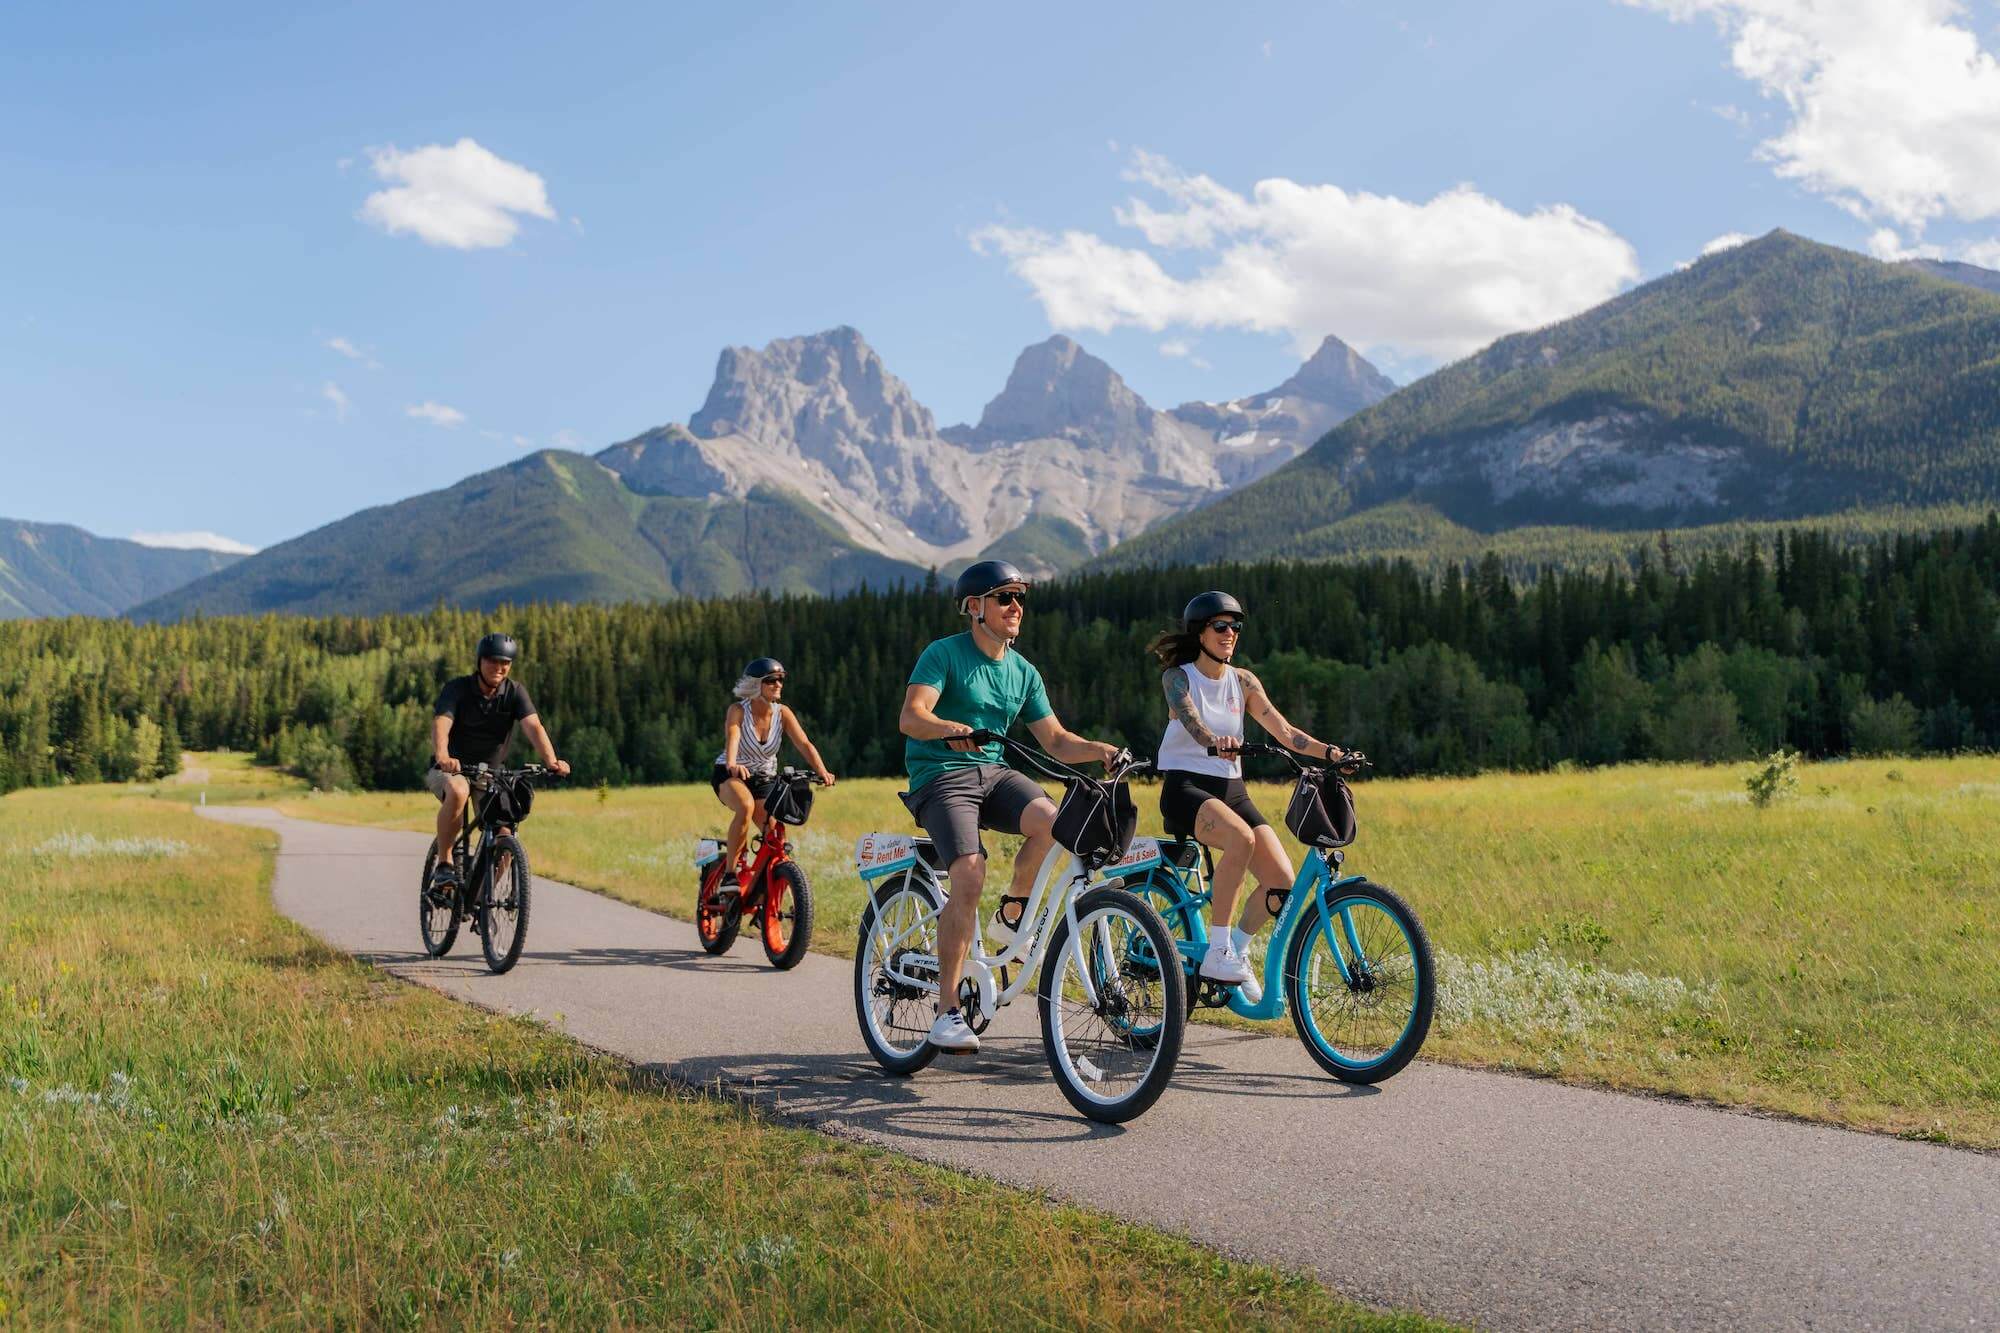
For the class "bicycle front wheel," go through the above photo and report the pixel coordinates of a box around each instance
[854,878,944,1076]
[418,842,460,957]
[1038,886,1187,1123]
[761,861,814,970]
[479,835,531,975]
[1284,879,1434,1083]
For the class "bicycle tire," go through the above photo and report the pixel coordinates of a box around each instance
[418,842,460,957]
[696,861,742,955]
[1284,879,1434,1083]
[854,878,945,1076]
[761,860,814,970]
[478,834,531,975]
[1038,886,1187,1123]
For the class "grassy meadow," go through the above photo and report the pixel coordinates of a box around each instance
[268,753,2000,1149]
[0,776,1441,1329]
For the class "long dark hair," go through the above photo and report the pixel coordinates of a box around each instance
[1147,624,1202,668]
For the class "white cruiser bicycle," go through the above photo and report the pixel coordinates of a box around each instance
[851,732,1187,1123]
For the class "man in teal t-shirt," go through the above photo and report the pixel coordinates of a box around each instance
[898,559,1122,1055]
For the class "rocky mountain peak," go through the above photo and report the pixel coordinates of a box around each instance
[1266,334,1398,410]
[689,326,938,451]
[963,335,1157,446]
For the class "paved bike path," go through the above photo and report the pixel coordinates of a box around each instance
[202,806,1998,1332]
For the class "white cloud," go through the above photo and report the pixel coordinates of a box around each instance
[359,138,555,249]
[406,401,467,428]
[1865,228,1947,261]
[1626,0,2000,237]
[324,335,380,369]
[130,531,259,555]
[1158,338,1211,369]
[322,381,350,422]
[551,428,581,449]
[972,150,1640,363]
[513,434,533,448]
[1675,230,1756,270]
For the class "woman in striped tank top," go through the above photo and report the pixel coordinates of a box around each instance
[710,656,838,871]
[1151,592,1346,1002]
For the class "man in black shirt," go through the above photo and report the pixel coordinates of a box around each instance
[426,632,570,890]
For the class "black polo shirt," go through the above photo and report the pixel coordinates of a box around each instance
[434,675,538,768]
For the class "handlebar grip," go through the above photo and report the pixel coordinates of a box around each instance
[966,728,1000,744]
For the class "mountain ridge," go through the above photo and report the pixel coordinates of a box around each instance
[0,520,242,619]
[1098,230,2000,569]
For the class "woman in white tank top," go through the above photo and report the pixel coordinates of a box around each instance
[1151,592,1345,1000]
[710,656,837,873]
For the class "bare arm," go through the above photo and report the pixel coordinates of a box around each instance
[899,683,978,749]
[1239,669,1341,761]
[431,714,458,773]
[1025,713,1119,767]
[517,715,570,775]
[1162,668,1236,757]
[781,708,836,785]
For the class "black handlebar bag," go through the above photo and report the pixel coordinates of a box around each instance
[765,774,815,826]
[486,774,535,826]
[1284,770,1355,849]
[1052,778,1138,869]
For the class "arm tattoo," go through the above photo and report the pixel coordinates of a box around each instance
[1163,669,1221,749]
[1239,669,1316,751]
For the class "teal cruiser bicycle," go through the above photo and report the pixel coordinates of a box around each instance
[1117,742,1436,1083]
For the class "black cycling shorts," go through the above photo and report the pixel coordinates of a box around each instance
[711,764,776,803]
[1159,769,1268,838]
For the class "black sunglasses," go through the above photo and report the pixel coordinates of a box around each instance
[988,590,1029,608]
[762,674,787,684]
[1206,619,1245,635]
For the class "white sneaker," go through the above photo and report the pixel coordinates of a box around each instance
[928,1010,980,1054]
[1231,929,1263,1004]
[1199,940,1254,987]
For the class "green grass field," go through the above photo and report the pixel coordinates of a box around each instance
[263,753,2000,1150]
[0,776,1442,1329]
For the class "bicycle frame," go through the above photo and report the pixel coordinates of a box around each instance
[862,838,1108,1019]
[1134,841,1374,1021]
[452,773,518,902]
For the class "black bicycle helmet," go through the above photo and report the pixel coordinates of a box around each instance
[476,632,520,662]
[744,656,785,680]
[1182,591,1245,631]
[952,559,1030,605]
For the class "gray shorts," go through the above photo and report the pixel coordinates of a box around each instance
[902,765,1049,866]
[423,766,467,800]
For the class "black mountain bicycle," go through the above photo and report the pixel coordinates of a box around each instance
[419,763,560,974]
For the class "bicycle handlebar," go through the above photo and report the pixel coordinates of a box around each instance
[465,762,565,784]
[777,766,829,785]
[1207,742,1372,774]
[965,728,1151,782]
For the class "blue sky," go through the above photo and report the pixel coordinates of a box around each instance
[6,0,2000,550]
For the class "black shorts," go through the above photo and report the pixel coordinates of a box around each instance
[900,765,1049,866]
[711,764,776,803]
[1159,769,1268,838]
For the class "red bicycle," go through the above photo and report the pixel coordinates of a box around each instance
[695,768,823,969]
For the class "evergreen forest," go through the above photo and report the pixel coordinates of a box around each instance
[6,517,2000,793]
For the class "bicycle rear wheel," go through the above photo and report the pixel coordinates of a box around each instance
[761,861,814,970]
[854,878,944,1075]
[418,842,460,957]
[1039,886,1186,1123]
[696,861,742,955]
[478,835,531,974]
[1284,879,1434,1083]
